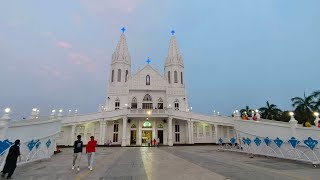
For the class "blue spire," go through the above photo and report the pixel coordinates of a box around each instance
[171,30,175,35]
[146,57,151,64]
[121,27,126,33]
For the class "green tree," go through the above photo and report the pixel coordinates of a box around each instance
[259,101,282,120]
[291,92,317,123]
[311,90,320,111]
[275,111,291,122]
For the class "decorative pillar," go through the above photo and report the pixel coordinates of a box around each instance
[0,108,11,140]
[187,121,191,144]
[168,117,173,146]
[137,120,142,145]
[83,125,87,144]
[152,119,156,140]
[289,112,298,137]
[70,125,76,146]
[121,117,127,147]
[226,126,230,143]
[190,121,194,144]
[99,120,103,145]
[209,124,213,142]
[102,121,107,144]
[214,124,219,144]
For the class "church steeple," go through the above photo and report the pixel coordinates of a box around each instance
[112,30,131,65]
[165,31,183,67]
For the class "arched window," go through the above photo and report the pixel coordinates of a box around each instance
[168,71,171,84]
[125,70,129,82]
[146,75,150,85]
[131,97,137,109]
[174,71,178,83]
[157,98,164,109]
[117,69,121,82]
[111,70,114,82]
[181,72,183,84]
[143,94,153,109]
[174,99,179,110]
[143,94,152,101]
[131,124,136,128]
[115,97,120,110]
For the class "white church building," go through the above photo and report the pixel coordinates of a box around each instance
[57,30,235,146]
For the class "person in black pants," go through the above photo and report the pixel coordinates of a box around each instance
[72,135,83,171]
[1,139,21,179]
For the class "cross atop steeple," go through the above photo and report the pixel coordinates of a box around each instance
[146,57,151,64]
[121,27,126,33]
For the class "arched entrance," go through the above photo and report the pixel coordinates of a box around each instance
[141,120,152,146]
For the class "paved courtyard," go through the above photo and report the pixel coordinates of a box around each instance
[13,146,319,180]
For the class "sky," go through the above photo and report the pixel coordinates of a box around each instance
[1,0,320,119]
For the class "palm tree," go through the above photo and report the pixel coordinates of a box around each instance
[259,101,282,120]
[311,90,320,111]
[291,92,317,123]
[240,106,254,117]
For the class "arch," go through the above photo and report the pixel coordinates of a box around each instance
[131,97,137,103]
[131,97,137,109]
[158,98,163,102]
[143,121,152,128]
[115,97,120,110]
[115,97,120,101]
[168,71,171,84]
[174,99,179,103]
[174,71,178,83]
[174,99,179,110]
[111,70,114,82]
[158,124,164,128]
[146,75,150,85]
[143,94,152,101]
[117,69,121,82]
[131,124,136,128]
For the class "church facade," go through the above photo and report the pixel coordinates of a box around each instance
[57,31,235,146]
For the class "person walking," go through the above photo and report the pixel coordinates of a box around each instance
[157,137,160,147]
[72,135,83,171]
[153,138,157,147]
[86,136,97,171]
[1,139,21,179]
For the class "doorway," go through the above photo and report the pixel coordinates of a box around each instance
[158,130,163,144]
[130,130,136,145]
[142,130,152,146]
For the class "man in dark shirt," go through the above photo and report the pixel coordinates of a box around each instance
[72,135,83,171]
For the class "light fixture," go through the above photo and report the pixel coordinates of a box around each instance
[125,104,128,107]
[191,107,193,110]
[169,104,171,107]
[289,112,294,116]
[147,111,151,115]
[32,108,37,112]
[314,112,319,117]
[59,109,63,113]
[255,109,259,113]
[52,110,56,113]
[75,109,78,112]
[4,108,11,113]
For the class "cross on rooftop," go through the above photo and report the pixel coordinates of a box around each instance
[121,27,126,33]
[146,57,151,64]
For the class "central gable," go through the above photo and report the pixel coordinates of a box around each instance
[129,65,167,90]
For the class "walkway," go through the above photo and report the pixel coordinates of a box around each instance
[13,146,319,180]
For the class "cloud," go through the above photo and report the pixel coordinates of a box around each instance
[40,65,72,80]
[57,41,73,49]
[68,52,97,72]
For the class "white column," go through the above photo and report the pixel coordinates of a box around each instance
[196,123,199,141]
[102,120,107,145]
[0,110,11,140]
[137,120,142,145]
[187,121,191,144]
[121,117,127,147]
[190,121,194,144]
[209,124,213,143]
[226,126,230,143]
[214,124,219,144]
[168,117,173,146]
[83,125,87,144]
[152,119,156,140]
[70,125,76,146]
[99,120,103,145]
